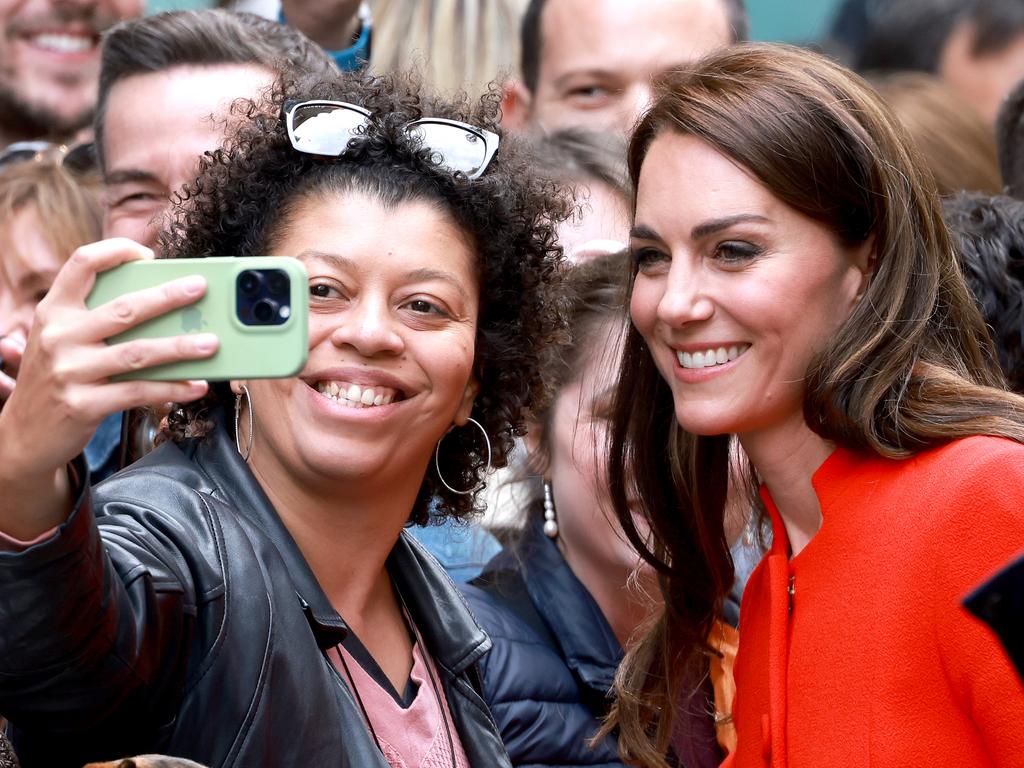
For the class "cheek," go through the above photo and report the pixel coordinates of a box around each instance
[629,278,659,338]
[248,378,296,430]
[573,422,609,487]
[437,332,477,384]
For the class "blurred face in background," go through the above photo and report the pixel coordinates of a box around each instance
[101,63,274,250]
[0,202,62,342]
[940,19,1024,125]
[556,180,630,263]
[544,319,646,579]
[0,0,142,140]
[517,0,731,134]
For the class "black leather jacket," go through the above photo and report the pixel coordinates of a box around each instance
[0,411,510,768]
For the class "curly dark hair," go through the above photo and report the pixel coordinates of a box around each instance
[159,69,571,524]
[943,191,1024,393]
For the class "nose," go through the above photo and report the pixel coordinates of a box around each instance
[656,258,714,328]
[0,291,32,342]
[328,294,404,357]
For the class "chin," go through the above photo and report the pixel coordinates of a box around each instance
[672,404,743,438]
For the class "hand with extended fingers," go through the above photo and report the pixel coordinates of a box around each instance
[0,238,219,539]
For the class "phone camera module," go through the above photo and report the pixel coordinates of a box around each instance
[237,267,292,326]
[238,270,263,297]
[252,298,278,324]
[265,270,289,296]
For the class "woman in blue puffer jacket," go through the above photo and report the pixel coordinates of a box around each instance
[463,253,748,768]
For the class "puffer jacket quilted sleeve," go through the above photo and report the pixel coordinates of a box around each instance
[462,578,625,768]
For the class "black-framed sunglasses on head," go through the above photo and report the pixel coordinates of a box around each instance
[283,100,500,180]
[0,141,98,176]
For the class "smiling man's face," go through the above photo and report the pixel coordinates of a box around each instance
[0,0,142,143]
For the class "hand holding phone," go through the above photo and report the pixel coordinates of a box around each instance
[85,256,309,381]
[0,239,218,540]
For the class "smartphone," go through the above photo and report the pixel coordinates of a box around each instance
[86,256,309,381]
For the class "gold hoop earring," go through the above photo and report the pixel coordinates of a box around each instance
[433,417,492,495]
[235,385,254,461]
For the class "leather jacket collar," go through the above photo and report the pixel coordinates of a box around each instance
[190,408,491,671]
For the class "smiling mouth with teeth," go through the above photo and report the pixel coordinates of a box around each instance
[315,381,402,408]
[27,32,98,55]
[677,344,750,370]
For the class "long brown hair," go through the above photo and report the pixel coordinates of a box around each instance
[605,43,1024,767]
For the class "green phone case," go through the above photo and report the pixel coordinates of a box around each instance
[86,256,309,381]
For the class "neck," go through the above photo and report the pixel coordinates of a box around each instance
[739,415,835,557]
[561,543,660,649]
[247,447,426,621]
[289,0,364,51]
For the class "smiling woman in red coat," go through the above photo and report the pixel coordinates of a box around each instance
[599,43,1024,768]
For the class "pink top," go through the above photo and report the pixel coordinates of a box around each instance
[332,640,471,768]
[0,526,57,550]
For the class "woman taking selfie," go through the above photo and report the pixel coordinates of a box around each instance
[0,71,567,767]
[605,44,1024,767]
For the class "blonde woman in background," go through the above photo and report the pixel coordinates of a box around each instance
[0,143,126,486]
[370,0,526,95]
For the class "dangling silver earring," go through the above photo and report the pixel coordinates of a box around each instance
[235,384,254,461]
[434,417,492,495]
[543,480,558,539]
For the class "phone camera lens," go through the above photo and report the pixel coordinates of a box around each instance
[238,270,262,297]
[252,298,278,324]
[266,271,289,296]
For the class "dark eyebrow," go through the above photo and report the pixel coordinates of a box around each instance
[552,68,621,89]
[297,251,470,302]
[104,168,162,186]
[403,267,470,302]
[297,250,355,269]
[691,214,770,240]
[629,224,663,242]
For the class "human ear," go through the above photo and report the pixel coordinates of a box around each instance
[453,374,480,426]
[500,80,534,134]
[852,236,877,302]
[229,380,246,396]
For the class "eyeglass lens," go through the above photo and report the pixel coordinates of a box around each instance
[0,141,97,176]
[290,104,368,155]
[407,123,487,177]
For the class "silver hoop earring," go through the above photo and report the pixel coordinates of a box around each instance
[543,480,558,539]
[235,384,254,461]
[433,417,492,495]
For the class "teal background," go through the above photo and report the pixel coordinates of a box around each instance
[748,0,846,43]
[146,0,213,12]
[144,0,849,45]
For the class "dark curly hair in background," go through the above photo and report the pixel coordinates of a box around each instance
[943,191,1024,393]
[158,69,571,524]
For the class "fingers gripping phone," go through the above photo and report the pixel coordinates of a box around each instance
[86,257,309,381]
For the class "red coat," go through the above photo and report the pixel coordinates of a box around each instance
[726,436,1024,767]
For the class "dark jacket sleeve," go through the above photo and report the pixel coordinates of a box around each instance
[0,456,220,755]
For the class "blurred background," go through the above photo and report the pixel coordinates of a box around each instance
[147,0,846,44]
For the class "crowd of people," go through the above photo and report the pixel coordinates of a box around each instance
[0,1,1022,767]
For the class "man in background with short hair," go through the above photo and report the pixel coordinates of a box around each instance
[95,9,336,250]
[501,0,747,135]
[0,9,335,483]
[855,0,1024,125]
[0,0,142,147]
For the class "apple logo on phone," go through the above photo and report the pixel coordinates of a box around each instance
[181,307,206,333]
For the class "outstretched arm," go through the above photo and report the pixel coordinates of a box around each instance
[0,238,216,540]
